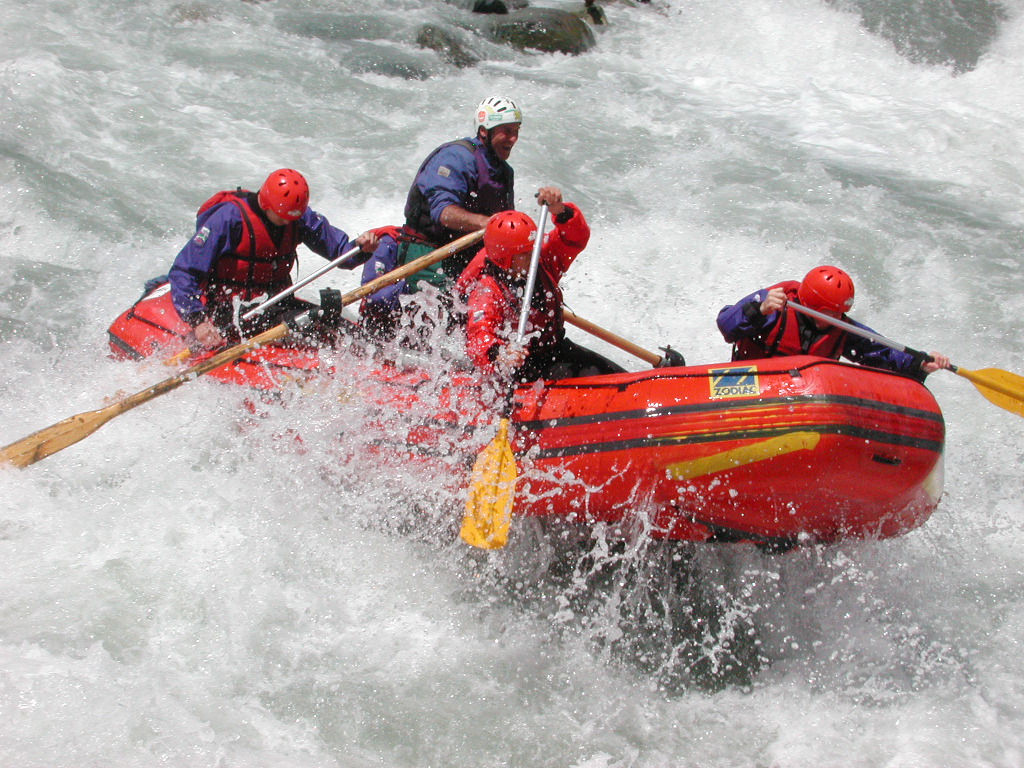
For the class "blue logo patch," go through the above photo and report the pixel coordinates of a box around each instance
[709,366,761,399]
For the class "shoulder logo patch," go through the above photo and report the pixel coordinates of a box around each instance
[193,226,211,247]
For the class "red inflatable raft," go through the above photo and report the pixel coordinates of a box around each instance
[108,287,945,548]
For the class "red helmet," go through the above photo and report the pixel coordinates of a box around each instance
[484,210,537,270]
[798,265,855,314]
[258,168,309,222]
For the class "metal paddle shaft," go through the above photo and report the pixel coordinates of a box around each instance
[517,204,549,340]
[240,245,361,321]
[461,205,551,550]
[0,230,485,468]
[789,299,1024,418]
[788,300,927,358]
[168,244,362,366]
[242,228,487,323]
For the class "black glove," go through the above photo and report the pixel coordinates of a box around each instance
[657,345,686,368]
[906,348,933,381]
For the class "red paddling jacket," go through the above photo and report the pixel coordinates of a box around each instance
[456,204,589,374]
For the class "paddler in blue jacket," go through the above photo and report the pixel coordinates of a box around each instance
[169,168,378,350]
[358,96,520,339]
[717,265,950,380]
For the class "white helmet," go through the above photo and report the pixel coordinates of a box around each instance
[474,96,522,132]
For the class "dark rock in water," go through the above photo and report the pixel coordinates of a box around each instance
[475,8,597,55]
[583,0,608,25]
[417,24,483,68]
[445,0,528,10]
[473,0,510,13]
[827,0,1008,73]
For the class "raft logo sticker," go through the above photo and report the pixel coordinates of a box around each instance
[709,366,761,399]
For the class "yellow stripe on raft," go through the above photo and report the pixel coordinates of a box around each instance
[666,431,821,481]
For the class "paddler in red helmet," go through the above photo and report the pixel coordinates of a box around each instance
[456,187,625,384]
[717,265,950,380]
[167,168,379,349]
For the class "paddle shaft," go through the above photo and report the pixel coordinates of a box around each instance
[240,245,361,321]
[562,308,662,366]
[789,300,1024,404]
[238,228,483,321]
[0,229,484,468]
[341,229,483,306]
[786,297,1000,383]
[240,228,483,325]
[517,205,549,339]
[156,230,483,393]
[98,324,292,415]
[0,322,293,468]
[787,301,929,358]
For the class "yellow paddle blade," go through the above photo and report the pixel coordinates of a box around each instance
[461,418,517,550]
[954,366,1024,418]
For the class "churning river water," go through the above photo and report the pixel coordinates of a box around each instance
[2,0,1024,765]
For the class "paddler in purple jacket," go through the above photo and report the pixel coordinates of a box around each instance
[169,168,378,350]
[717,265,950,381]
[358,96,520,339]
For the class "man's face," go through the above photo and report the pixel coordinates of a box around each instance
[265,209,288,227]
[485,123,520,161]
[509,249,532,279]
[812,310,841,330]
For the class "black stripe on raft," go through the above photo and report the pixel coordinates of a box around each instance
[514,393,944,432]
[533,422,943,460]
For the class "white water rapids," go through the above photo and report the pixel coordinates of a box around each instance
[2,0,1024,765]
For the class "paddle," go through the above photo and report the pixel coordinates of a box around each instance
[239,245,362,322]
[461,205,550,549]
[788,300,1024,418]
[166,245,365,365]
[0,229,484,468]
[562,308,663,366]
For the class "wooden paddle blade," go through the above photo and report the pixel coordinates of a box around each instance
[461,418,517,549]
[954,366,1024,418]
[0,405,119,468]
[1,323,295,469]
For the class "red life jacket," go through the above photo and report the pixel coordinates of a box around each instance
[461,258,565,372]
[733,281,846,361]
[197,189,301,300]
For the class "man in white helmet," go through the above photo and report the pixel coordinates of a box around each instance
[359,96,521,339]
